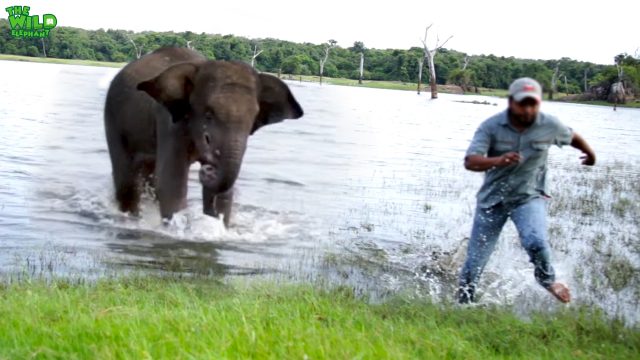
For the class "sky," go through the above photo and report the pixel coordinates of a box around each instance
[17,0,640,65]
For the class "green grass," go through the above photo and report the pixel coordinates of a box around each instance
[0,277,637,359]
[0,54,126,68]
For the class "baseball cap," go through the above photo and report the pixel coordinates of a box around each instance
[508,77,542,103]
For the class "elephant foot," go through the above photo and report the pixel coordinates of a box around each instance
[203,187,233,227]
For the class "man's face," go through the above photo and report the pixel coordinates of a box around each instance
[509,97,540,125]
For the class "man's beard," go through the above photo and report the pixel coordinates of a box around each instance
[510,111,536,127]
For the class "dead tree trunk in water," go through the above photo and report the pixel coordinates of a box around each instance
[359,52,364,85]
[421,24,453,99]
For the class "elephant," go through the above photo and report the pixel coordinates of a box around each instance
[104,47,303,226]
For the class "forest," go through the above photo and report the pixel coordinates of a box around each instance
[1,19,638,99]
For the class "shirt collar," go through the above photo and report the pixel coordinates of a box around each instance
[499,110,510,126]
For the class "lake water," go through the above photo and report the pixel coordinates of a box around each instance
[1,61,639,324]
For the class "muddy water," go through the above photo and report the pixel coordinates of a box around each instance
[1,61,639,323]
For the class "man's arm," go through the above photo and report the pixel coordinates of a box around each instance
[570,132,596,166]
[464,152,521,172]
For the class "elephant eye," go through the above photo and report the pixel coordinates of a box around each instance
[204,111,214,120]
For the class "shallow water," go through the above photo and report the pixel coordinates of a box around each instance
[1,61,639,324]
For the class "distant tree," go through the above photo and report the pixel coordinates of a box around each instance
[421,24,453,99]
[549,64,563,100]
[40,38,47,57]
[250,43,263,68]
[350,41,366,84]
[318,39,337,84]
[124,32,143,59]
[26,45,39,57]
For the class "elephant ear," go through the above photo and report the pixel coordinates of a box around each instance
[137,63,199,120]
[252,74,304,134]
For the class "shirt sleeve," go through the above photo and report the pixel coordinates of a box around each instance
[465,122,491,157]
[550,116,573,147]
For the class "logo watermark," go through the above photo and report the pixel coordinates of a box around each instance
[5,5,57,38]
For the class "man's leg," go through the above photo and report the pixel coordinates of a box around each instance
[457,204,509,303]
[510,198,570,303]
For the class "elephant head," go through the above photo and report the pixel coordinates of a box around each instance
[137,60,303,197]
[137,61,303,193]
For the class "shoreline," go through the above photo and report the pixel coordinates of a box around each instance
[2,54,638,109]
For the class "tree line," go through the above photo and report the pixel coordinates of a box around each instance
[1,19,638,98]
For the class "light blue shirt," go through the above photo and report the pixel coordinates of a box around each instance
[466,110,573,208]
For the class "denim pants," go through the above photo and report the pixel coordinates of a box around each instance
[457,197,555,303]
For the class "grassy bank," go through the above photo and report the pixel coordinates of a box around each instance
[0,277,637,359]
[0,54,126,68]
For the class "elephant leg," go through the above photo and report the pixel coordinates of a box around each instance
[203,187,216,217]
[134,153,156,196]
[215,188,234,227]
[114,162,140,215]
[202,187,234,227]
[156,161,189,220]
[155,115,191,221]
[108,139,141,215]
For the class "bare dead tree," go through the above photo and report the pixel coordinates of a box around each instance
[564,75,569,96]
[41,38,47,57]
[549,64,563,100]
[615,60,624,81]
[462,55,469,71]
[125,33,143,59]
[359,52,364,85]
[186,40,195,50]
[319,40,337,85]
[583,68,589,93]
[421,24,453,99]
[613,55,626,103]
[417,57,424,94]
[251,44,263,68]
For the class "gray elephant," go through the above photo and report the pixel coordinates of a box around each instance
[104,47,303,226]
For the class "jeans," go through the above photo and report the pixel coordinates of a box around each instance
[457,197,555,303]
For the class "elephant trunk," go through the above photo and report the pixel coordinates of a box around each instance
[199,136,247,194]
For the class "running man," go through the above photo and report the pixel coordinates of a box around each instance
[458,77,596,304]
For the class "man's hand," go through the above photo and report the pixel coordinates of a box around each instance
[464,152,521,172]
[496,152,521,167]
[580,151,596,166]
[571,132,596,166]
